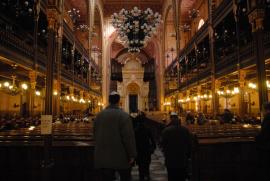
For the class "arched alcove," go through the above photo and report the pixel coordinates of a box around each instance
[164,5,177,68]
[198,18,205,30]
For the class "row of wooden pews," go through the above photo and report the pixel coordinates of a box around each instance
[0,115,264,181]
[185,123,261,181]
[143,114,262,180]
[0,118,95,181]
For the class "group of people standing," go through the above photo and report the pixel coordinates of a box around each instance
[93,91,193,181]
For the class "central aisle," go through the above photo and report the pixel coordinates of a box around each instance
[131,149,168,181]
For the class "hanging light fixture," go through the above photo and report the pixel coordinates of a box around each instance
[111,7,162,52]
[68,8,81,24]
[188,9,200,19]
[5,76,21,96]
[180,24,191,32]
[77,24,89,32]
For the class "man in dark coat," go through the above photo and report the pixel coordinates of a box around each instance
[94,91,137,181]
[134,112,156,181]
[256,103,270,181]
[161,112,192,181]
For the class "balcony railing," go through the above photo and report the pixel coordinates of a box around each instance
[0,24,47,68]
[63,21,89,61]
[0,28,33,58]
[165,21,209,73]
[212,0,233,27]
[61,68,89,90]
[264,31,270,58]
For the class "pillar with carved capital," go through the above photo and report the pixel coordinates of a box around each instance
[45,9,60,115]
[53,80,60,116]
[212,79,221,116]
[172,0,181,55]
[197,85,202,112]
[186,90,190,110]
[55,6,64,117]
[43,2,63,181]
[208,0,218,117]
[69,86,74,97]
[248,7,267,115]
[239,70,246,117]
[80,90,84,98]
[29,71,37,116]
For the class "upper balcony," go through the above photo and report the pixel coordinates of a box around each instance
[165,0,270,96]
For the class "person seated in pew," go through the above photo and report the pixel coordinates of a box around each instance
[231,114,241,124]
[3,119,16,130]
[197,112,207,125]
[221,109,233,123]
[243,114,252,124]
[186,111,195,125]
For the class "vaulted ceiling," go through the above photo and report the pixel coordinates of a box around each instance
[103,0,164,15]
[181,0,197,23]
[65,0,197,23]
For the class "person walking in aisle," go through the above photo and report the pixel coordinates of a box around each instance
[94,91,137,181]
[161,112,192,181]
[134,112,156,181]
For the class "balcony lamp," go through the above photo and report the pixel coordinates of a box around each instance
[35,91,41,96]
[4,82,10,87]
[53,91,58,96]
[21,83,28,90]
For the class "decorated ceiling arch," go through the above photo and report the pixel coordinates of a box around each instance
[164,5,177,68]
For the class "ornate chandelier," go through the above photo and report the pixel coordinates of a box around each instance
[111,7,162,52]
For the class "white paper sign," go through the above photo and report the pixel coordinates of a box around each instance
[41,115,53,135]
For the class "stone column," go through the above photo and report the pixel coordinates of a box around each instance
[197,85,202,112]
[208,0,218,117]
[172,0,181,55]
[71,44,75,83]
[29,71,37,116]
[248,8,267,115]
[54,6,64,117]
[45,9,60,115]
[33,0,40,70]
[239,70,246,117]
[186,90,190,110]
[80,90,83,97]
[213,80,221,115]
[43,2,63,181]
[69,86,74,112]
[53,80,60,116]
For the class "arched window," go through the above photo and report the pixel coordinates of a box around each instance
[198,19,205,30]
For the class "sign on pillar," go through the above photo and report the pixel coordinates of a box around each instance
[41,115,53,135]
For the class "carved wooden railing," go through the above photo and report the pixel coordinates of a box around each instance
[165,21,209,74]
[212,0,233,27]
[0,24,47,68]
[264,31,270,58]
[0,27,34,58]
[63,21,89,61]
[215,40,255,76]
[61,68,89,90]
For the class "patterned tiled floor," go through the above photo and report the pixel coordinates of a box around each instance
[131,149,168,181]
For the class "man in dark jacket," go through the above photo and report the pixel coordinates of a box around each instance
[161,112,192,181]
[94,91,137,181]
[134,112,156,181]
